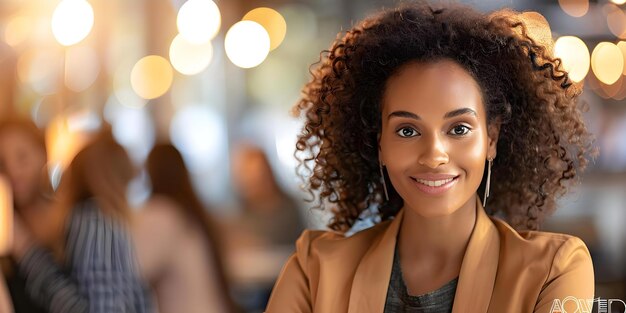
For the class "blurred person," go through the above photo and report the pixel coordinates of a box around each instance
[0,269,13,313]
[8,128,152,313]
[132,143,238,313]
[267,2,595,312]
[230,144,305,247]
[0,117,53,313]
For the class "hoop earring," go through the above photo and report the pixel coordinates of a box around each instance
[483,158,493,207]
[379,162,389,202]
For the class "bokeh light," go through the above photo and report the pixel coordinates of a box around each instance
[243,7,287,51]
[554,36,590,83]
[591,42,624,85]
[177,0,221,44]
[51,0,94,46]
[17,49,64,95]
[65,45,100,92]
[4,15,31,47]
[224,21,270,69]
[618,41,626,75]
[0,176,13,255]
[169,34,214,75]
[612,0,626,5]
[558,0,589,18]
[131,55,173,99]
[606,4,626,39]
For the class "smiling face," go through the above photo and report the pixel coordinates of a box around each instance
[379,59,498,218]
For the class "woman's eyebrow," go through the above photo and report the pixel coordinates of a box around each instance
[387,107,477,121]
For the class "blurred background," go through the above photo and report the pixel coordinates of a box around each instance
[0,0,625,312]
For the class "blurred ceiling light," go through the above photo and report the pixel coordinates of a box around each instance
[169,34,213,75]
[612,0,626,5]
[4,15,31,47]
[591,42,624,85]
[618,41,626,75]
[224,21,270,69]
[51,0,94,46]
[45,114,91,183]
[554,36,590,83]
[177,0,221,44]
[606,4,626,39]
[131,55,173,99]
[558,0,589,17]
[65,45,100,92]
[243,7,287,51]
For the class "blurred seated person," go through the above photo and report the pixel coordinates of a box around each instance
[8,128,152,313]
[228,143,306,248]
[132,143,238,313]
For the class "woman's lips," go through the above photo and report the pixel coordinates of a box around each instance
[410,175,459,195]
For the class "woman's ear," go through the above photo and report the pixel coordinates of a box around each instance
[487,118,501,159]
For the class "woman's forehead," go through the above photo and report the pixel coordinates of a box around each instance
[382,60,485,119]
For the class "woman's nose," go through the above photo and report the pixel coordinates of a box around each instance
[417,134,449,168]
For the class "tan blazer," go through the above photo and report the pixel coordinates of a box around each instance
[266,196,594,313]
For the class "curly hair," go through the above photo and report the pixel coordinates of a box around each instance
[294,1,595,233]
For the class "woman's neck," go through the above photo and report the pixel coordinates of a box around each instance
[397,195,477,277]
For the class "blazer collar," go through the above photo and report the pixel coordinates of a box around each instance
[347,195,500,313]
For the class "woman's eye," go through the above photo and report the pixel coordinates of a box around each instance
[449,125,471,136]
[396,127,419,138]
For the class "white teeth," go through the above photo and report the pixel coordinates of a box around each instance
[415,177,455,187]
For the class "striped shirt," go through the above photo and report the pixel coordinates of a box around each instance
[18,200,152,313]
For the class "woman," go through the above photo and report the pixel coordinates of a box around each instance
[266,2,595,313]
[133,143,237,313]
[9,129,152,313]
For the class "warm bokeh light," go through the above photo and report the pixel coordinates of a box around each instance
[51,0,94,46]
[65,45,100,92]
[177,0,221,44]
[225,21,270,69]
[4,15,31,47]
[554,36,590,83]
[592,42,624,85]
[606,4,626,39]
[558,0,589,17]
[0,176,13,256]
[169,34,214,75]
[243,7,287,51]
[611,0,626,5]
[45,115,91,183]
[618,41,626,75]
[131,55,174,99]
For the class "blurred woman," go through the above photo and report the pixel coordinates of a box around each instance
[9,129,152,313]
[0,117,53,313]
[133,143,237,313]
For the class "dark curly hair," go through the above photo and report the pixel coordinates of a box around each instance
[294,1,595,233]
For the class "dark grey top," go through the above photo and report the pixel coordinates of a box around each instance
[383,248,458,313]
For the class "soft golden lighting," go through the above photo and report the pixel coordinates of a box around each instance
[65,45,100,92]
[51,0,94,46]
[554,36,590,83]
[0,176,13,256]
[131,55,173,99]
[618,41,626,75]
[592,42,624,85]
[177,0,221,44]
[558,0,589,17]
[17,49,64,95]
[225,21,270,69]
[606,4,626,39]
[243,7,287,51]
[611,0,626,5]
[45,115,90,180]
[4,15,31,47]
[169,34,213,75]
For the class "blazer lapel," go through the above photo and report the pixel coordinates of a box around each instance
[451,196,500,313]
[346,195,500,313]
[347,209,403,313]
